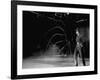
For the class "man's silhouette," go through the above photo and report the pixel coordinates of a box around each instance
[74,28,86,66]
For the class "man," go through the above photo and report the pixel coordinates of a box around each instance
[74,28,86,66]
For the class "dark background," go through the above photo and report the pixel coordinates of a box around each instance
[23,11,89,58]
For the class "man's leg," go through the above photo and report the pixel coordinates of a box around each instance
[74,48,78,66]
[79,49,86,66]
[81,51,86,66]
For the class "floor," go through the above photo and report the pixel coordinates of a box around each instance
[22,54,89,69]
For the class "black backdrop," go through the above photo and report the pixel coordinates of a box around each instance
[23,11,89,58]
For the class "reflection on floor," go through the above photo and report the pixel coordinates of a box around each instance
[22,54,89,69]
